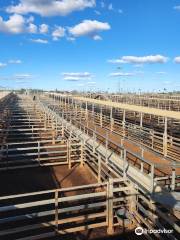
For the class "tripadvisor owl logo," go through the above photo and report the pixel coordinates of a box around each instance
[135,227,173,235]
[135,227,144,235]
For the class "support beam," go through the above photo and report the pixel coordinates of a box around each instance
[98,154,101,183]
[100,105,103,127]
[68,140,71,169]
[122,110,126,137]
[110,107,113,132]
[150,164,154,193]
[107,178,114,235]
[140,112,143,128]
[123,149,127,178]
[163,117,168,157]
[80,141,84,167]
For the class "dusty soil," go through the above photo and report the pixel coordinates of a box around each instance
[50,228,145,240]
[0,164,97,196]
[86,121,180,176]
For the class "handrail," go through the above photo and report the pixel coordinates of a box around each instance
[43,98,180,170]
[0,180,109,200]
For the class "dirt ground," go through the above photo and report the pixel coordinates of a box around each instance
[50,228,145,240]
[0,164,97,196]
[86,121,179,176]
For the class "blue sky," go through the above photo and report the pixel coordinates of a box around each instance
[0,0,180,92]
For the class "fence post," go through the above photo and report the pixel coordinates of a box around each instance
[110,107,113,131]
[107,178,114,235]
[163,117,168,157]
[170,136,173,146]
[105,131,109,162]
[100,106,103,127]
[68,140,71,169]
[151,130,154,149]
[44,113,47,129]
[129,183,137,228]
[85,101,88,121]
[94,126,97,141]
[151,164,154,193]
[70,127,72,139]
[121,138,124,146]
[93,130,96,153]
[51,118,55,144]
[62,123,64,137]
[120,148,123,159]
[55,118,58,135]
[48,113,50,124]
[171,168,175,191]
[98,154,101,183]
[140,112,143,128]
[122,110,126,137]
[141,147,144,158]
[29,115,31,128]
[80,141,84,166]
[123,149,127,178]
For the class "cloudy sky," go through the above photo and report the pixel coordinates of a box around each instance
[0,0,180,92]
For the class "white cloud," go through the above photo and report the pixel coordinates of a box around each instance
[26,15,34,23]
[0,14,38,34]
[163,80,171,85]
[118,9,123,14]
[66,36,76,41]
[100,1,122,14]
[94,10,101,15]
[30,38,48,44]
[109,72,135,77]
[39,24,49,34]
[69,20,110,39]
[62,72,93,81]
[14,74,32,79]
[133,64,143,68]
[7,0,96,17]
[87,81,96,84]
[0,63,7,68]
[77,83,85,86]
[9,59,22,64]
[109,55,168,64]
[28,23,37,33]
[0,14,25,34]
[156,71,166,74]
[15,79,30,83]
[174,56,180,63]
[0,76,9,80]
[87,81,96,85]
[0,74,33,82]
[93,35,102,40]
[174,6,180,10]
[101,1,105,8]
[134,70,144,74]
[52,26,65,41]
[108,4,113,11]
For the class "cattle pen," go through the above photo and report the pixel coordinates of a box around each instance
[0,91,179,240]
